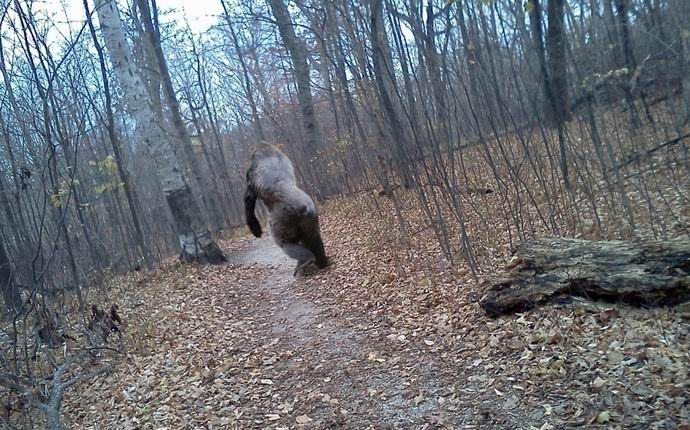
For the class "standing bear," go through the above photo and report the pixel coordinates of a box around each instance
[244,143,329,275]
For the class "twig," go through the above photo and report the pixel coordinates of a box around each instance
[43,358,115,430]
[613,133,690,171]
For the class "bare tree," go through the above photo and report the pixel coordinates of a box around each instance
[83,0,151,267]
[138,0,229,232]
[221,0,266,142]
[546,0,571,190]
[93,0,226,263]
[267,0,323,170]
[677,0,690,124]
[0,234,20,314]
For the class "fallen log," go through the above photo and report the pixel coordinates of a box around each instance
[481,238,690,317]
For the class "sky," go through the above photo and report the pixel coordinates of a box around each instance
[35,0,225,41]
[153,0,224,33]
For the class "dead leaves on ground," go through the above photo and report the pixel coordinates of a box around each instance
[296,199,690,428]
[63,258,276,429]
[63,202,689,429]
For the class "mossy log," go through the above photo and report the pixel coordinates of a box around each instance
[481,238,690,317]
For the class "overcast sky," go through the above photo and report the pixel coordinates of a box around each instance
[36,0,225,42]
[154,0,224,32]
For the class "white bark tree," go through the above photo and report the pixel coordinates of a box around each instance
[136,0,227,233]
[93,0,226,263]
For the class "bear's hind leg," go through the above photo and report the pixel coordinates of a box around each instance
[280,243,316,276]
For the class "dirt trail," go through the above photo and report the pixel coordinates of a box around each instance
[62,217,690,430]
[65,238,523,429]
[226,237,481,429]
[228,238,323,343]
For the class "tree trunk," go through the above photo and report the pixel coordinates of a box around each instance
[677,0,690,124]
[267,0,323,158]
[613,0,642,128]
[389,5,420,133]
[481,238,690,316]
[94,0,226,263]
[137,0,226,232]
[528,0,568,125]
[221,0,266,142]
[423,1,449,139]
[188,104,234,224]
[0,234,21,316]
[531,0,571,190]
[84,0,151,267]
[373,0,412,188]
[311,22,341,140]
[546,2,569,114]
[370,0,410,239]
[528,0,549,104]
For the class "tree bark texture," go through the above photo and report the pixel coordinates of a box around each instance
[0,236,21,315]
[267,0,323,156]
[137,0,227,232]
[481,238,690,316]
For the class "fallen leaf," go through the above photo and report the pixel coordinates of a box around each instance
[367,351,386,363]
[592,376,606,388]
[296,414,312,424]
[595,410,611,424]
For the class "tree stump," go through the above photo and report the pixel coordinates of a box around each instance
[481,238,690,317]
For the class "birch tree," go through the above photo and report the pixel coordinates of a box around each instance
[93,0,226,263]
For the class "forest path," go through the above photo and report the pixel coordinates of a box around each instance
[223,237,463,428]
[65,237,527,429]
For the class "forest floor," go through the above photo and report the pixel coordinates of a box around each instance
[63,199,689,429]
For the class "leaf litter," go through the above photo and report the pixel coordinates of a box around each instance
[63,199,689,429]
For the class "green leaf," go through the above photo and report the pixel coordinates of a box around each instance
[524,0,534,13]
[595,410,611,424]
[101,155,118,174]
